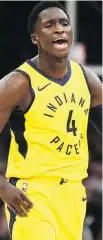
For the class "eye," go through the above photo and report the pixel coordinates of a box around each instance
[46,23,52,28]
[62,21,69,26]
[60,19,70,26]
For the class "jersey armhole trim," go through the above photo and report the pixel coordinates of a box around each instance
[14,69,35,114]
[79,64,91,95]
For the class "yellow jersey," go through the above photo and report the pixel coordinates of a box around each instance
[6,60,91,180]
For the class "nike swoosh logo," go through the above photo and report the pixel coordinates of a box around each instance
[63,179,68,183]
[59,178,68,185]
[82,197,87,201]
[38,83,51,91]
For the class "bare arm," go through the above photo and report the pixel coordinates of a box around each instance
[0,72,30,132]
[0,72,34,216]
[0,120,33,217]
[84,66,102,108]
[0,123,11,176]
[84,66,102,136]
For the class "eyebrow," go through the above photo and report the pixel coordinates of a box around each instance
[42,17,70,23]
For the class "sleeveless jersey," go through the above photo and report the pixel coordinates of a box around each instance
[6,60,91,180]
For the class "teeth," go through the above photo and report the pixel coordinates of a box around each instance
[53,39,67,44]
[56,38,64,41]
[55,38,65,41]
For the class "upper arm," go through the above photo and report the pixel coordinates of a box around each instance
[0,123,11,160]
[0,72,29,132]
[0,123,11,175]
[83,66,102,108]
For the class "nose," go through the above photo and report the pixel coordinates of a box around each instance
[54,22,64,34]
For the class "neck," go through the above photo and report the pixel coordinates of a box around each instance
[35,53,69,80]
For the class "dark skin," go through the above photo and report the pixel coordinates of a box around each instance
[32,8,73,79]
[0,7,102,217]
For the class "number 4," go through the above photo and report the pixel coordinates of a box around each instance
[67,110,77,136]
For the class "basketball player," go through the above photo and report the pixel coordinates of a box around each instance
[0,1,102,240]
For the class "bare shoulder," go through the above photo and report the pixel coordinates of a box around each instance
[0,71,30,132]
[83,66,102,87]
[0,71,29,94]
[0,71,30,110]
[83,66,102,108]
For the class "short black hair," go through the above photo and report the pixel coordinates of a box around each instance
[27,1,69,36]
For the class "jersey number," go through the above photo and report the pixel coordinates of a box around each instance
[67,110,77,136]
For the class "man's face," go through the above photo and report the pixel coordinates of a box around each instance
[33,7,73,59]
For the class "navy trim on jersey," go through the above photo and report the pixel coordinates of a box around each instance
[26,59,71,86]
[79,64,91,94]
[14,69,35,114]
[9,110,28,159]
[7,207,16,237]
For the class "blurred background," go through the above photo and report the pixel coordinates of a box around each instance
[0,1,102,240]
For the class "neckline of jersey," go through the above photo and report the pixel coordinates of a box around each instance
[26,59,71,86]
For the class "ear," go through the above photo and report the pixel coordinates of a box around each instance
[31,34,38,45]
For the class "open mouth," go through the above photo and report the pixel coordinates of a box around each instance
[53,39,67,45]
[52,38,68,50]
